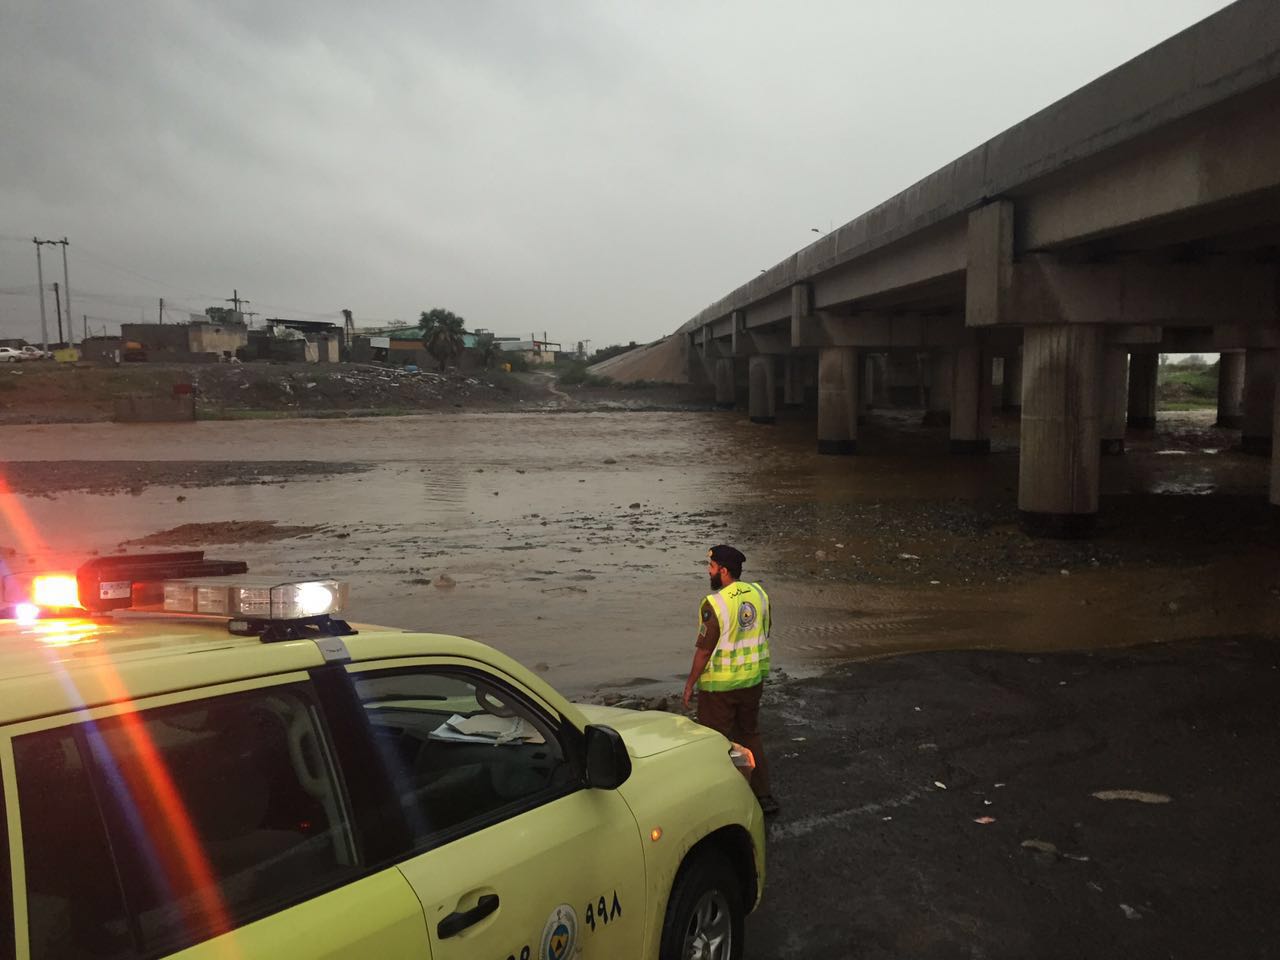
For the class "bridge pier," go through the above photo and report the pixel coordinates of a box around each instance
[1272,375,1280,507]
[1242,348,1275,456]
[923,351,952,426]
[1001,348,1023,412]
[1100,345,1129,455]
[1019,326,1103,538]
[782,356,806,407]
[713,358,735,409]
[1127,352,1158,430]
[950,342,992,454]
[748,356,777,424]
[1215,351,1245,429]
[817,347,858,454]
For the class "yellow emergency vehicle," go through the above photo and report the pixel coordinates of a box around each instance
[0,552,764,960]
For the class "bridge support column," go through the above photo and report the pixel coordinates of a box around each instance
[1216,351,1245,429]
[1019,325,1103,538]
[1272,375,1280,507]
[713,358,735,409]
[817,347,858,455]
[748,356,777,424]
[950,342,992,454]
[1002,348,1023,412]
[923,351,952,426]
[782,356,805,407]
[1127,352,1158,429]
[1242,348,1275,456]
[1100,345,1129,455]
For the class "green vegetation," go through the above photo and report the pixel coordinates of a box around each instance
[557,360,614,387]
[1158,356,1217,410]
[418,308,467,372]
[587,342,638,364]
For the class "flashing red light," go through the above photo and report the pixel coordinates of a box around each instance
[32,575,80,609]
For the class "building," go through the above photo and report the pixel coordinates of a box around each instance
[497,337,561,366]
[264,319,344,362]
[119,316,248,362]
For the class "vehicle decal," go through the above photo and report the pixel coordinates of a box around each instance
[584,890,623,932]
[540,903,578,960]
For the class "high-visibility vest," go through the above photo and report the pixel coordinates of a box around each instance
[697,581,771,692]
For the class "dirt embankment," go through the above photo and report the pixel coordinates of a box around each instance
[0,361,548,424]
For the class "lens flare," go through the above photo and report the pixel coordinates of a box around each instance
[32,574,79,608]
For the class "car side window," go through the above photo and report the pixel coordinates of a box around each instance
[350,668,575,844]
[13,682,360,959]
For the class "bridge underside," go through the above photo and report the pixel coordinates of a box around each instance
[686,67,1280,536]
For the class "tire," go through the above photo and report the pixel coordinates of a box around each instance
[658,848,744,960]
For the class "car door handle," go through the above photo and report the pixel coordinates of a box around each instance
[437,894,500,939]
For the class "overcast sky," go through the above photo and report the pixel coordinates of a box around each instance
[1,0,1234,347]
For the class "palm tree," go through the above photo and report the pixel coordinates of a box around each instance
[419,308,466,372]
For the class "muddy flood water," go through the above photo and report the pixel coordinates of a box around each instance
[1,409,1276,698]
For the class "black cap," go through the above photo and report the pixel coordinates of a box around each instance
[707,544,746,575]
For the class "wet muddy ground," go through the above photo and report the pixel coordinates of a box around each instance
[1,405,1277,955]
[748,637,1280,959]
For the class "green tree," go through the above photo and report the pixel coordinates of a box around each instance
[475,331,500,369]
[419,308,466,372]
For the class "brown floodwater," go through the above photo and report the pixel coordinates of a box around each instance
[0,410,1274,696]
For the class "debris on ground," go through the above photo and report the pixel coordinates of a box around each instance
[1091,789,1173,804]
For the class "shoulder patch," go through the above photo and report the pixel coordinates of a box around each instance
[701,604,713,622]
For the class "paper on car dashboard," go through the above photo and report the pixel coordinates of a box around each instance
[429,713,540,744]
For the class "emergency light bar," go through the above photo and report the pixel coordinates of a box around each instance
[2,552,348,625]
[161,579,347,619]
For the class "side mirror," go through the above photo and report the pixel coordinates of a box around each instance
[584,724,632,790]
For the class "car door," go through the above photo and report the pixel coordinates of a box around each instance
[344,659,647,960]
[1,674,433,960]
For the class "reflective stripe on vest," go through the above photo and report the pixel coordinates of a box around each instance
[697,581,771,692]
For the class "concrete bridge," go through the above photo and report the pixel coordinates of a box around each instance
[680,0,1280,536]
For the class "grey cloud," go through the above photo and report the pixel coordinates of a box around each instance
[0,0,1235,343]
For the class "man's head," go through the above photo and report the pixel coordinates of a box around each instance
[706,544,745,590]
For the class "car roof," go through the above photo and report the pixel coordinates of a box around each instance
[0,614,578,727]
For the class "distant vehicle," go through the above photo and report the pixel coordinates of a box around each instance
[19,345,49,360]
[0,347,27,363]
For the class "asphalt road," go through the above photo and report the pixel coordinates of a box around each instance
[746,637,1280,959]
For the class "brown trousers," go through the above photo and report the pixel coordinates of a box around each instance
[696,683,772,798]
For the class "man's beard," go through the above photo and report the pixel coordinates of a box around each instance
[709,571,723,590]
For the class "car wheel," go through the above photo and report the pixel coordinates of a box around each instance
[658,848,744,960]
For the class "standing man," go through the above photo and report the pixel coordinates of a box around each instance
[683,544,780,816]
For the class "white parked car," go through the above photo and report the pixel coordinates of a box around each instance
[0,347,27,363]
[19,345,49,360]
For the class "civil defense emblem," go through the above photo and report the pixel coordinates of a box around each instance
[540,903,578,960]
[738,600,757,629]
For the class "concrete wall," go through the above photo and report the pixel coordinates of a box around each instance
[189,322,248,357]
[113,394,196,422]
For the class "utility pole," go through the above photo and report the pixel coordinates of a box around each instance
[32,238,53,352]
[243,310,258,328]
[159,297,164,324]
[53,281,63,346]
[83,314,88,344]
[57,238,71,338]
[226,289,249,317]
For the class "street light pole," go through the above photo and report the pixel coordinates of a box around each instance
[32,237,49,353]
[58,239,71,342]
